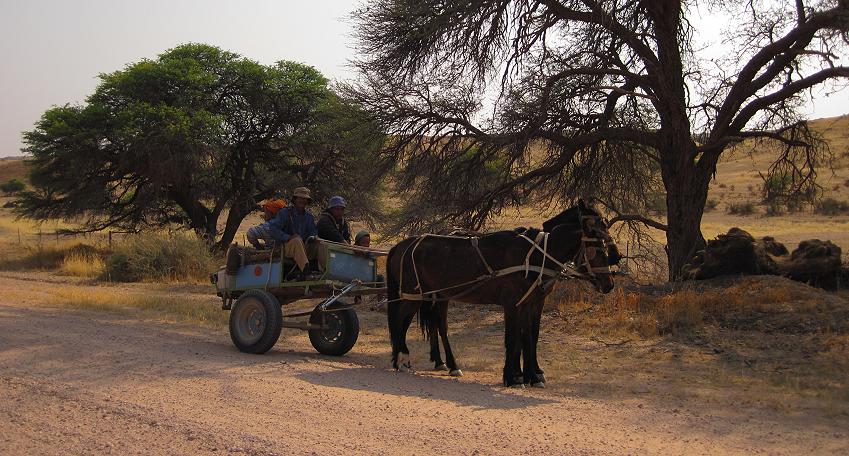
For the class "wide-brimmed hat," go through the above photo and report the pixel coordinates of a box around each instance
[292,187,312,202]
[328,195,347,209]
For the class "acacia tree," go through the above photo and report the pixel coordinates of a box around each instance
[20,44,384,250]
[348,0,849,279]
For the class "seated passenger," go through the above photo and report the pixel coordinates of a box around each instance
[317,195,351,244]
[354,230,371,247]
[261,199,287,221]
[248,186,326,280]
[245,198,286,250]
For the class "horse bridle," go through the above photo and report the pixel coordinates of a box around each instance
[571,215,615,279]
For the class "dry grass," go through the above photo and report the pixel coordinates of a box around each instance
[0,242,106,271]
[0,159,29,183]
[59,252,105,277]
[551,276,824,339]
[104,233,217,283]
[45,286,228,329]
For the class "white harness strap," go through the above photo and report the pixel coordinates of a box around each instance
[397,230,595,305]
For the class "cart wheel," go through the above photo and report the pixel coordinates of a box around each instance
[308,304,359,356]
[229,289,282,354]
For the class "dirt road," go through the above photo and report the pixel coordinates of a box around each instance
[0,276,846,455]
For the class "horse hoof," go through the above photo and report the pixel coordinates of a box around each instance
[435,363,448,371]
[449,369,463,377]
[509,383,525,389]
[531,382,546,389]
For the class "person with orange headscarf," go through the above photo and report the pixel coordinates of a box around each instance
[261,199,287,221]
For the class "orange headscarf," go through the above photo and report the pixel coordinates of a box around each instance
[261,199,287,220]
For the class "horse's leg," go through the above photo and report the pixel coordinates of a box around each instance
[531,297,546,384]
[436,300,462,376]
[397,301,418,372]
[502,304,523,387]
[387,300,402,370]
[423,301,445,370]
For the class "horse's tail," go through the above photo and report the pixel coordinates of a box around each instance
[386,244,402,354]
[419,300,432,340]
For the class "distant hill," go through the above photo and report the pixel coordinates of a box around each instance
[0,158,28,184]
[711,114,849,207]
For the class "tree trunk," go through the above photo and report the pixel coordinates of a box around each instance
[664,179,708,280]
[661,146,711,281]
[214,205,250,252]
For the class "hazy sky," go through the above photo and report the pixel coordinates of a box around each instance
[1,0,847,157]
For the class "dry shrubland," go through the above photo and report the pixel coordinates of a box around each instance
[550,276,840,339]
[0,227,216,283]
[104,234,216,283]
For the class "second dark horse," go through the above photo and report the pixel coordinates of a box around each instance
[386,201,618,387]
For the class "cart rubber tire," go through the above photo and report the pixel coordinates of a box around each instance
[229,289,282,354]
[308,305,359,356]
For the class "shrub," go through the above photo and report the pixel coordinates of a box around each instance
[646,192,666,215]
[814,198,849,216]
[786,198,804,213]
[761,172,791,203]
[727,201,756,215]
[0,242,105,271]
[705,199,719,211]
[0,179,25,195]
[765,201,785,217]
[104,233,215,282]
[59,245,106,277]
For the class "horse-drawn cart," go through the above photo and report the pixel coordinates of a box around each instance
[211,242,386,356]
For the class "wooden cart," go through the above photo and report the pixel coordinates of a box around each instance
[211,242,386,356]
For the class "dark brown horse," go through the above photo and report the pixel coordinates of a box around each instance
[386,201,618,387]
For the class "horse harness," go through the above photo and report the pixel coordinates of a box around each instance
[397,221,612,306]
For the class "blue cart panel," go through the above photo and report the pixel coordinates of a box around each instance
[325,249,376,282]
[233,261,284,289]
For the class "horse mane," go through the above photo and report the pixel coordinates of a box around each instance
[542,200,599,232]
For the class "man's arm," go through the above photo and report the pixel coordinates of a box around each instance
[305,212,319,239]
[342,221,352,244]
[266,209,292,243]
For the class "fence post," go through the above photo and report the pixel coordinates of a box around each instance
[17,228,21,245]
[108,231,113,248]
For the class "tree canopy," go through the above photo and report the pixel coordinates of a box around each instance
[348,0,849,279]
[20,43,384,249]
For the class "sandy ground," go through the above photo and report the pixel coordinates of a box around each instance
[0,275,847,455]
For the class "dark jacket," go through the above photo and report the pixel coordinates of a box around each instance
[265,206,317,243]
[317,210,351,243]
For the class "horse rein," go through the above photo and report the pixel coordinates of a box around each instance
[394,213,616,306]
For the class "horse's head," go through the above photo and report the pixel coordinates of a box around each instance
[545,200,617,293]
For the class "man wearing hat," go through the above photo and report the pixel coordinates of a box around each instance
[317,195,352,244]
[261,186,326,280]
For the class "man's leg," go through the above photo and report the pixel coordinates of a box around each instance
[246,226,270,250]
[305,240,329,272]
[283,237,309,271]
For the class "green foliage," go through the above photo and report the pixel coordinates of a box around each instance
[727,201,756,216]
[761,172,792,203]
[104,233,215,282]
[765,201,785,217]
[0,179,25,195]
[814,198,849,216]
[19,44,384,249]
